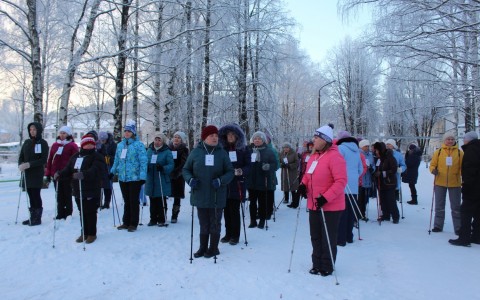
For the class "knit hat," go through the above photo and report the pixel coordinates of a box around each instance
[251,131,267,143]
[359,139,370,148]
[124,120,136,135]
[385,139,397,149]
[153,131,167,143]
[443,132,456,141]
[58,126,72,136]
[314,125,334,143]
[80,134,96,148]
[174,131,187,143]
[337,130,351,140]
[464,131,478,143]
[409,144,417,151]
[201,125,218,140]
[98,131,108,141]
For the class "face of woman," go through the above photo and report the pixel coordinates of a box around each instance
[313,136,326,151]
[154,137,163,147]
[204,133,218,146]
[227,132,237,144]
[124,131,133,139]
[444,137,455,147]
[58,131,68,141]
[173,135,182,145]
[29,126,37,138]
[253,136,264,147]
[283,147,290,153]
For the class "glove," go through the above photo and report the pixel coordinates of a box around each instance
[281,163,287,169]
[297,184,307,199]
[261,163,270,171]
[18,163,30,172]
[72,172,84,180]
[211,178,221,189]
[156,164,163,172]
[45,176,52,183]
[397,167,402,174]
[53,172,60,181]
[139,180,146,185]
[431,169,438,176]
[189,178,200,189]
[314,196,328,210]
[109,173,115,180]
[234,168,243,176]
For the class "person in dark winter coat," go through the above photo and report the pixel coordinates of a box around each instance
[145,132,174,226]
[45,126,79,219]
[168,131,189,223]
[402,144,422,205]
[279,142,300,208]
[264,129,280,219]
[245,131,277,229]
[299,125,347,276]
[218,123,251,245]
[358,139,375,220]
[98,131,117,209]
[373,142,400,223]
[182,125,234,258]
[449,131,480,247]
[18,122,49,226]
[110,121,148,232]
[56,134,106,244]
[299,141,313,182]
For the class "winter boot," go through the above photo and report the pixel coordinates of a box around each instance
[171,205,180,223]
[257,219,265,229]
[29,208,42,226]
[22,208,34,225]
[449,238,471,247]
[204,234,220,258]
[85,235,97,244]
[407,195,418,205]
[194,234,209,258]
[76,235,86,243]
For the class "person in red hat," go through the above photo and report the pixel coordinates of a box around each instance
[56,134,106,244]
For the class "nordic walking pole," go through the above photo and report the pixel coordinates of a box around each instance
[320,208,339,285]
[79,177,86,251]
[237,181,248,246]
[15,172,24,224]
[265,176,269,231]
[213,191,218,264]
[428,174,437,235]
[111,187,121,225]
[24,171,32,226]
[346,193,362,241]
[376,176,382,226]
[288,197,302,273]
[159,171,169,227]
[399,185,404,219]
[53,180,59,249]
[189,193,194,264]
[346,185,365,220]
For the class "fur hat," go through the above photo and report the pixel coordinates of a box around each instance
[359,139,370,149]
[385,139,397,149]
[251,131,267,143]
[201,125,218,140]
[174,131,187,143]
[443,132,456,141]
[464,131,478,143]
[314,125,334,143]
[124,120,136,135]
[80,134,96,148]
[58,126,72,136]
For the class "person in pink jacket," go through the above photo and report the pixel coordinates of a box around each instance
[298,125,347,277]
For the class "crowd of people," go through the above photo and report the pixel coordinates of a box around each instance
[17,120,480,275]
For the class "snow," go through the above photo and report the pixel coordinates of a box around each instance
[0,162,477,300]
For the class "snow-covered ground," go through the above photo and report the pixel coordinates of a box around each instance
[0,162,477,300]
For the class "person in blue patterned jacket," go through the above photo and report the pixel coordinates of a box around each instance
[110,121,147,232]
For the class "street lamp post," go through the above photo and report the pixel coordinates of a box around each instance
[318,80,336,125]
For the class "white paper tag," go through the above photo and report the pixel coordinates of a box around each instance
[150,154,157,164]
[251,153,257,162]
[205,154,214,166]
[307,161,318,174]
[121,149,127,159]
[283,157,288,164]
[229,151,238,162]
[376,159,381,167]
[382,171,387,178]
[74,157,84,170]
[172,151,178,159]
[365,159,370,167]
[446,156,453,166]
[35,144,42,154]
[56,147,64,155]
[304,155,310,163]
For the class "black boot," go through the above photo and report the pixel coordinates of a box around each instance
[29,208,42,226]
[194,234,209,258]
[407,195,418,205]
[171,205,180,223]
[257,219,265,229]
[204,234,220,258]
[22,208,33,225]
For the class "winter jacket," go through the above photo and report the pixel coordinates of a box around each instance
[145,144,174,197]
[58,148,106,199]
[279,145,300,191]
[45,138,78,179]
[301,144,347,212]
[429,143,463,187]
[169,142,189,198]
[18,122,49,189]
[375,148,398,191]
[401,147,422,185]
[246,143,278,191]
[218,124,251,200]
[337,137,363,195]
[110,136,147,182]
[182,141,234,208]
[300,150,312,181]
[392,150,406,189]
[268,143,280,188]
[99,132,117,168]
[461,139,480,200]
[360,150,375,188]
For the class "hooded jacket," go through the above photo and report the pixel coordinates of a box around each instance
[18,122,49,188]
[374,144,398,190]
[110,135,147,182]
[279,142,299,191]
[45,135,78,178]
[401,146,422,185]
[337,137,363,194]
[429,143,463,187]
[145,143,174,198]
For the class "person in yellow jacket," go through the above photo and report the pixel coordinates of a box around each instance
[429,132,464,234]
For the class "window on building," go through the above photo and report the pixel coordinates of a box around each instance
[74,132,78,139]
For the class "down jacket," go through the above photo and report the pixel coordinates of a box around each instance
[110,136,147,182]
[18,122,49,189]
[337,137,363,195]
[301,144,347,212]
[429,143,463,187]
[45,138,78,178]
[145,143,174,197]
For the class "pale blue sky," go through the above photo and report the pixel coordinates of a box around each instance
[284,0,371,63]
